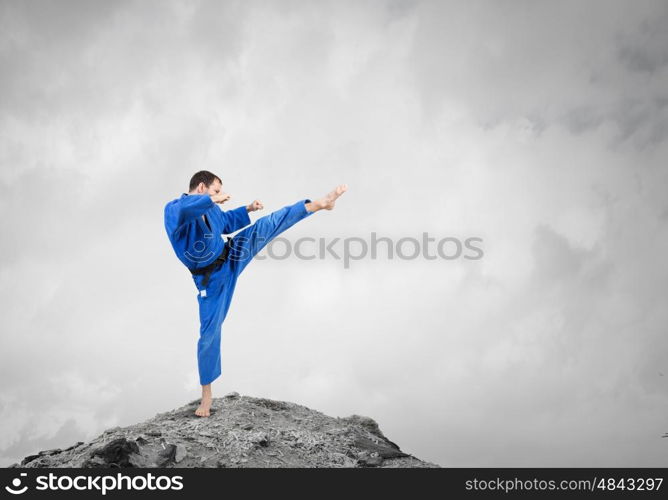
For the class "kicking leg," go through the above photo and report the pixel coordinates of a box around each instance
[229,184,348,276]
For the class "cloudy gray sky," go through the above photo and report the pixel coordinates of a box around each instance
[1,0,667,467]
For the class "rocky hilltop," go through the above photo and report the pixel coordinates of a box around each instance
[10,392,440,468]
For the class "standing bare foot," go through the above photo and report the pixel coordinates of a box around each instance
[306,184,348,213]
[195,384,212,417]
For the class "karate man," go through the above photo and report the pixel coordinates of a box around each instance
[164,170,347,417]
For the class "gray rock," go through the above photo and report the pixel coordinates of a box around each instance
[10,392,441,468]
[175,444,187,463]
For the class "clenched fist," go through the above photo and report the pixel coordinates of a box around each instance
[246,200,264,212]
[211,192,231,204]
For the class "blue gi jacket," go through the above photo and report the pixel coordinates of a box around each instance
[164,193,251,270]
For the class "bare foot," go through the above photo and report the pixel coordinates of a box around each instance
[307,184,348,212]
[195,384,212,417]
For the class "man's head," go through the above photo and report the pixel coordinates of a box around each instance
[188,170,223,196]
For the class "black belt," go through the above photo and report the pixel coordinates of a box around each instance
[189,237,233,288]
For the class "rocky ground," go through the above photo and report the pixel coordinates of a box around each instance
[9,392,440,468]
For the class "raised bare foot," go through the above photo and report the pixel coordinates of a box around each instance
[308,184,348,212]
[195,385,212,417]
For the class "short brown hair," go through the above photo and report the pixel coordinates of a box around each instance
[189,170,222,191]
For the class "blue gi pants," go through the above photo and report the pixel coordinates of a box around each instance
[194,199,314,385]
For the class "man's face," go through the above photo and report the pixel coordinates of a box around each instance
[206,179,223,196]
[192,178,223,195]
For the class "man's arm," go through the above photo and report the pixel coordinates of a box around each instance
[217,206,251,234]
[176,194,215,227]
[216,199,264,234]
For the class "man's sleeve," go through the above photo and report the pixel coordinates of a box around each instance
[218,205,251,234]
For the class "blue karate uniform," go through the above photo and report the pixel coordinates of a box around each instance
[164,193,314,385]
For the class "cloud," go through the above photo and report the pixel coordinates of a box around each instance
[406,0,668,149]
